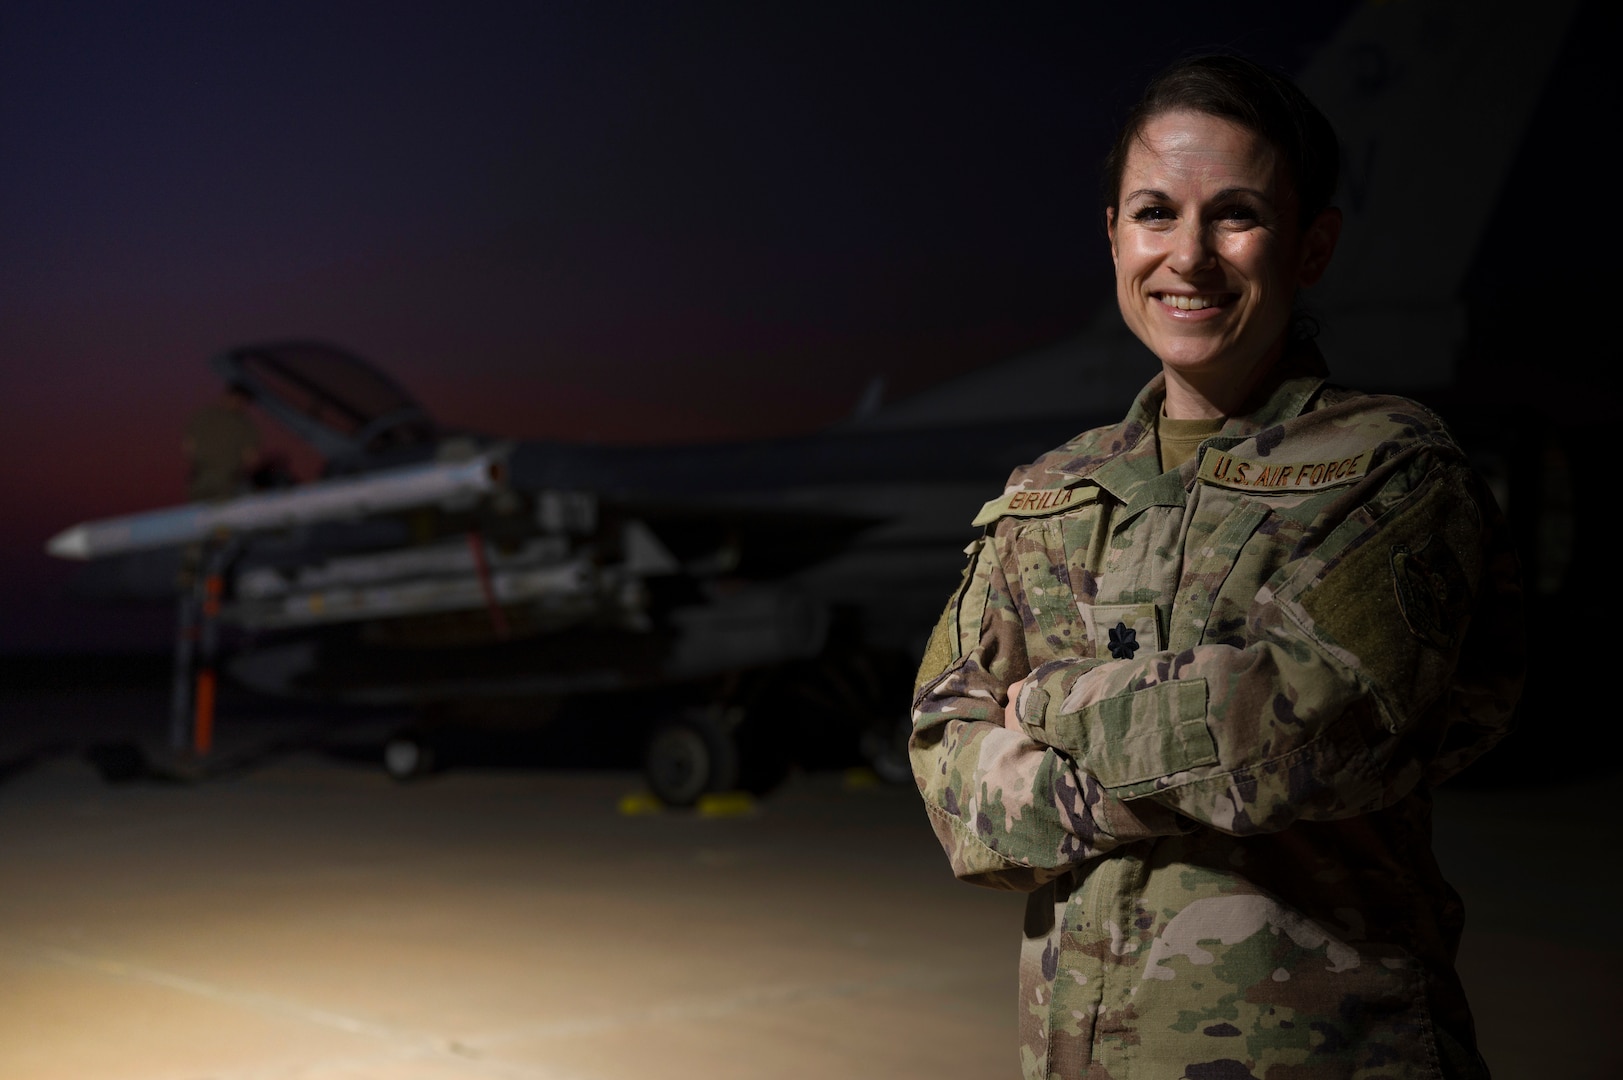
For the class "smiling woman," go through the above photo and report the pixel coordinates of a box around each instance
[1108,111,1339,419]
[1101,57,1342,421]
[909,54,1525,1079]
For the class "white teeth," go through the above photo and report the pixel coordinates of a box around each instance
[1158,294,1216,310]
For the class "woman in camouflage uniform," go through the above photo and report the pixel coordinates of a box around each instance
[909,55,1523,1079]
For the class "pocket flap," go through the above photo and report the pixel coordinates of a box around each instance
[1080,602,1163,659]
[1053,679,1216,798]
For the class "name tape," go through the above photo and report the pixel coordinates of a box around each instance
[972,485,1096,527]
[1197,449,1370,492]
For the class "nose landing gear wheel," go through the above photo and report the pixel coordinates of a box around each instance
[383,731,435,781]
[643,717,739,808]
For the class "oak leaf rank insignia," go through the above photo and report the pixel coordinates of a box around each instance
[1107,621,1139,660]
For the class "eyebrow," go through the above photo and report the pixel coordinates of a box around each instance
[1123,186,1275,205]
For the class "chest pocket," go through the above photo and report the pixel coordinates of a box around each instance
[984,485,1102,664]
[1062,487,1182,661]
[1001,489,1179,664]
[1009,515,1088,661]
[1169,497,1273,652]
[1176,481,1361,652]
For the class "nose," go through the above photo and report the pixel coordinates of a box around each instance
[1167,219,1216,275]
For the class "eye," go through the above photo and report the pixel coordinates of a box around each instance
[1129,204,1174,223]
[1212,202,1262,225]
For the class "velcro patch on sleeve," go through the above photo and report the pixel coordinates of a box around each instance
[971,485,1096,527]
[1197,449,1371,493]
[1391,535,1472,651]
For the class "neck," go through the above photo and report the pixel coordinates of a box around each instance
[1160,336,1287,420]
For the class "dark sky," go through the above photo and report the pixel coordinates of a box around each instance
[0,0,1563,653]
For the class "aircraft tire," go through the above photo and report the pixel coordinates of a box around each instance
[643,716,739,808]
[382,730,436,782]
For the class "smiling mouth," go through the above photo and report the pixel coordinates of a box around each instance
[1155,293,1227,311]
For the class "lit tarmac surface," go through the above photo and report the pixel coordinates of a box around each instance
[1,687,1618,1079]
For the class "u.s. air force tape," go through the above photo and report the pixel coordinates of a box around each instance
[971,485,1097,527]
[1196,448,1371,492]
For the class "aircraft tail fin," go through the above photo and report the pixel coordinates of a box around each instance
[1299,0,1582,388]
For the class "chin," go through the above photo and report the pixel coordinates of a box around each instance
[1154,330,1284,379]
[1154,345,1237,374]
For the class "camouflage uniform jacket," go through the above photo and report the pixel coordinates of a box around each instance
[910,346,1524,1080]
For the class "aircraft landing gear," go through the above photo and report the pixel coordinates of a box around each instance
[642,710,740,808]
[382,729,436,781]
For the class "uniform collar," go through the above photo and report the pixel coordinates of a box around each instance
[1206,342,1330,443]
[1057,343,1331,508]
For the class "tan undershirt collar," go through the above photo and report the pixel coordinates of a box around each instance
[1157,410,1226,473]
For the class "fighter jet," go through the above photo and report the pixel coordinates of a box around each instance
[50,337,1103,801]
[48,0,1589,799]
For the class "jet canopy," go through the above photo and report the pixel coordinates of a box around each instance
[211,341,438,470]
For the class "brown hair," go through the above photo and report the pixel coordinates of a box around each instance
[1102,54,1340,228]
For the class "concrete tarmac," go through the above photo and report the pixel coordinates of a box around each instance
[1,683,1618,1079]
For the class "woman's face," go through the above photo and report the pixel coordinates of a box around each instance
[1108,110,1335,408]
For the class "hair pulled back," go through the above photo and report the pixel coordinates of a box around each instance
[1102,54,1340,229]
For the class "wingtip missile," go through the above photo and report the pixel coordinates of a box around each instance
[45,525,92,560]
[45,451,510,561]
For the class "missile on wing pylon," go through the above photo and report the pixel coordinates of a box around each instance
[45,452,508,561]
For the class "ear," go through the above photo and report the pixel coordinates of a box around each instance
[1105,206,1119,268]
[1296,206,1342,287]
